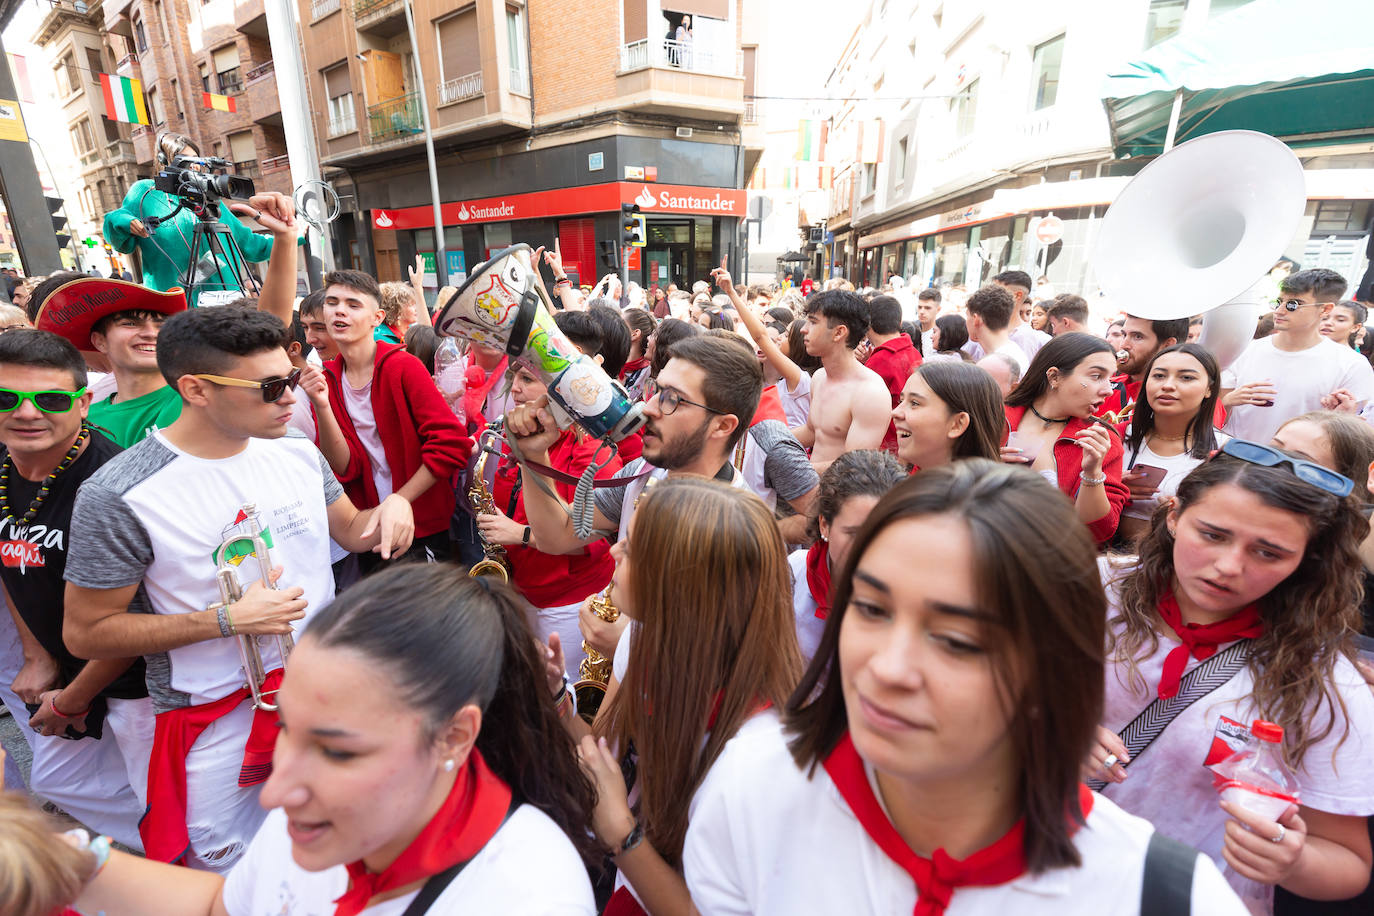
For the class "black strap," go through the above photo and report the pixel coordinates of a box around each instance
[1088,639,1251,791]
[1139,830,1196,916]
[399,799,521,916]
[505,288,540,359]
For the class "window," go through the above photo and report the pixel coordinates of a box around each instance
[199,62,211,93]
[951,78,978,138]
[56,53,78,96]
[213,44,242,94]
[862,162,877,197]
[1029,34,1064,110]
[170,79,182,120]
[1313,200,1372,234]
[69,123,90,156]
[103,116,120,144]
[895,137,907,183]
[506,5,528,93]
[147,86,164,126]
[80,119,95,152]
[436,8,479,86]
[85,48,103,82]
[155,1,170,43]
[323,63,356,136]
[1144,0,1186,48]
[133,16,148,52]
[229,130,257,177]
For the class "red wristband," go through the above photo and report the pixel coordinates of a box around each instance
[51,693,90,719]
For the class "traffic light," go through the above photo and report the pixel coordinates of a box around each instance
[46,196,69,250]
[620,203,640,249]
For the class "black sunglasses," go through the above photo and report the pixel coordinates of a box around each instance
[1217,439,1354,498]
[192,367,302,403]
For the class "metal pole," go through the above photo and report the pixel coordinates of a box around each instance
[1163,88,1184,153]
[403,0,447,288]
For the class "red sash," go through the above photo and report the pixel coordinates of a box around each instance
[751,385,788,427]
[139,669,283,864]
[824,731,1094,915]
[334,749,513,916]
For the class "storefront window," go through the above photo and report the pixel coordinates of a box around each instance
[929,229,969,288]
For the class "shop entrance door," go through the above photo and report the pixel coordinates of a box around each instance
[642,219,693,289]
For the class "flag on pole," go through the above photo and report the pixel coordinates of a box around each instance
[99,73,149,125]
[203,91,237,113]
[796,119,828,162]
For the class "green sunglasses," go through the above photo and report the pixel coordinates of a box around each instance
[0,387,88,413]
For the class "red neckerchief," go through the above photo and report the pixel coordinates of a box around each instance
[1155,589,1263,699]
[620,356,650,380]
[751,385,788,427]
[824,732,1094,915]
[462,356,509,427]
[140,669,283,864]
[333,749,512,916]
[806,540,832,619]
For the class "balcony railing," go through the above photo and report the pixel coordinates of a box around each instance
[328,107,357,137]
[618,38,739,77]
[246,61,275,84]
[353,0,400,17]
[367,92,422,142]
[310,0,340,19]
[262,154,290,173]
[233,159,261,179]
[744,100,757,124]
[509,68,529,95]
[438,71,482,105]
[116,52,138,70]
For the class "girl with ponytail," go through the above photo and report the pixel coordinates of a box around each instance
[63,564,598,915]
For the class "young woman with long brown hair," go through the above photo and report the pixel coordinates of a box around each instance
[546,476,802,916]
[891,360,1005,470]
[683,461,1246,913]
[1093,445,1374,912]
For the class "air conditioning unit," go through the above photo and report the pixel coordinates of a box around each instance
[675,127,694,138]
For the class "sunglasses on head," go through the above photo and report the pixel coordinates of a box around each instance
[1216,438,1354,498]
[0,387,88,413]
[192,368,302,403]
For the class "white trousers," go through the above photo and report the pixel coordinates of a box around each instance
[178,699,270,873]
[536,599,588,683]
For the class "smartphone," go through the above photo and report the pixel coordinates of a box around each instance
[1130,464,1168,489]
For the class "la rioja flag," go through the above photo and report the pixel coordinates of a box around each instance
[100,73,149,125]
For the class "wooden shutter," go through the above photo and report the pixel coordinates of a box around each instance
[437,7,479,82]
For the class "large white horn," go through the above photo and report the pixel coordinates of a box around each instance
[1094,130,1306,367]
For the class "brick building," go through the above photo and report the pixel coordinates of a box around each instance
[297,0,758,289]
[33,0,290,261]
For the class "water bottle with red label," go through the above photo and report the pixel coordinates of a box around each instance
[1211,719,1299,821]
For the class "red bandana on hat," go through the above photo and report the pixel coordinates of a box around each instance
[824,731,1094,915]
[1154,589,1263,699]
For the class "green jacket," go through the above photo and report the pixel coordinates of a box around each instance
[103,180,276,308]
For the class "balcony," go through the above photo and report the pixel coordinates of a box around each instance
[246,61,281,126]
[257,156,292,197]
[310,0,341,20]
[262,154,290,174]
[366,92,422,142]
[353,0,406,38]
[235,0,268,38]
[131,124,155,165]
[116,51,139,77]
[438,71,482,106]
[614,39,745,121]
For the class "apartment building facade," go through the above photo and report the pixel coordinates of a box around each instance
[33,0,291,262]
[297,0,751,288]
[823,0,1373,297]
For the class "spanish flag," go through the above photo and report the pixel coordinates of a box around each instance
[99,73,149,125]
[203,91,237,113]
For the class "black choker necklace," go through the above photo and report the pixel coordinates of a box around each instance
[1029,404,1070,425]
[0,426,89,525]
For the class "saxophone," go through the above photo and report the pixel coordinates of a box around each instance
[572,583,621,723]
[466,430,512,582]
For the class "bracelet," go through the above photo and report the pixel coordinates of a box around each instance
[552,675,569,704]
[1080,472,1107,487]
[65,829,113,881]
[51,692,90,719]
[217,604,233,638]
[554,690,575,719]
[610,817,645,858]
[555,277,571,286]
[522,526,532,545]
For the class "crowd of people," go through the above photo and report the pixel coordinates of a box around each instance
[0,186,1372,916]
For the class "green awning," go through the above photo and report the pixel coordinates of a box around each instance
[1102,0,1374,157]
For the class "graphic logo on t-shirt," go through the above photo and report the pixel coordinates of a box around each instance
[0,520,61,570]
[0,536,44,568]
[211,508,276,567]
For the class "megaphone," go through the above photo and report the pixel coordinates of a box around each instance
[434,244,645,442]
[1093,130,1307,367]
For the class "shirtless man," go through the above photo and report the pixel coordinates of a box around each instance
[789,290,891,472]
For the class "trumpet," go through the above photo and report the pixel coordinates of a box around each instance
[572,584,620,724]
[206,504,292,712]
[467,430,512,582]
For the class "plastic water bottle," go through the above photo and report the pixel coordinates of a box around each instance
[433,338,467,426]
[1213,720,1300,821]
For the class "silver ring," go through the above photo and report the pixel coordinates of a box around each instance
[1102,754,1119,770]
[1271,825,1286,844]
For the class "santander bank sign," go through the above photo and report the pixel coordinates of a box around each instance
[633,185,741,215]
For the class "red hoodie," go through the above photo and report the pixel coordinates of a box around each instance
[323,342,472,538]
[1004,404,1128,544]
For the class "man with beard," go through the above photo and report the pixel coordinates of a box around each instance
[1096,314,1190,419]
[505,335,764,552]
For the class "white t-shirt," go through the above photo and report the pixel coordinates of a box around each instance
[1098,558,1374,911]
[221,805,595,915]
[992,339,1029,376]
[683,713,1247,915]
[1011,324,1051,362]
[340,376,393,501]
[787,549,826,665]
[921,327,936,359]
[1221,336,1374,442]
[1121,434,1230,521]
[778,372,812,429]
[65,433,341,711]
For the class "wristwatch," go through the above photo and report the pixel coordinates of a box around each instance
[610,817,644,858]
[522,526,532,545]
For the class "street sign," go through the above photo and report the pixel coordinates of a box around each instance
[1035,214,1065,245]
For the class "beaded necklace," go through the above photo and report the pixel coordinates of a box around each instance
[0,426,89,526]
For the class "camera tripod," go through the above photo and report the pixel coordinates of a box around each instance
[144,198,261,308]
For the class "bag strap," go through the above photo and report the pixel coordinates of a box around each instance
[399,799,521,916]
[1139,830,1196,916]
[1088,639,1251,791]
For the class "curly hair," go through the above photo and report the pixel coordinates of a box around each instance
[1109,455,1368,768]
